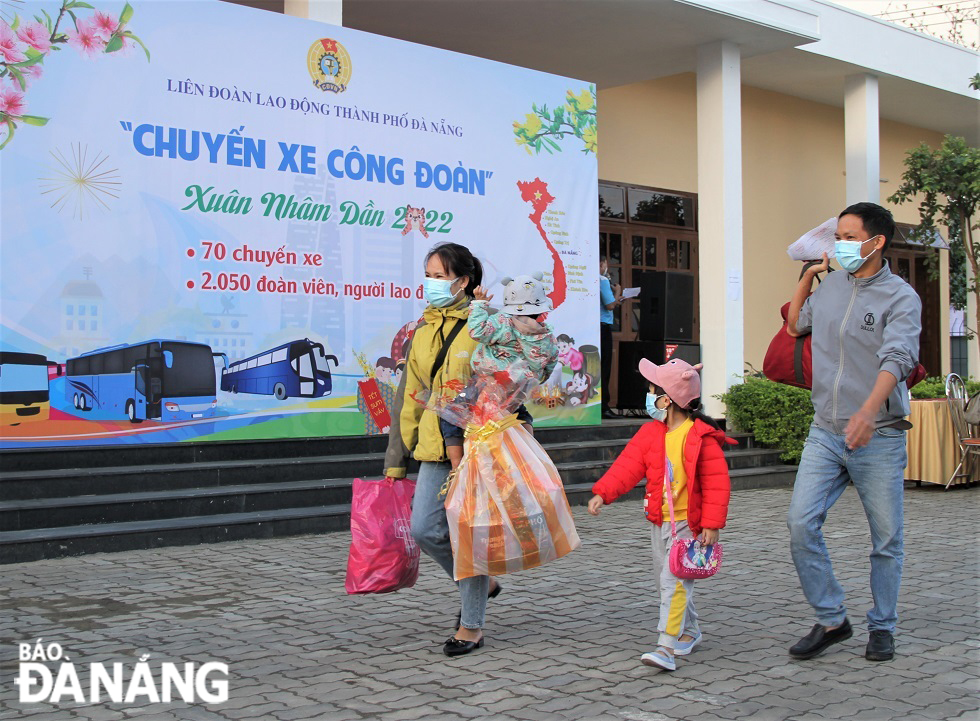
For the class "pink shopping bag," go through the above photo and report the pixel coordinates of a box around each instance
[345,477,420,594]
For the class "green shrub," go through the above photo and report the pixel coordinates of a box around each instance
[718,377,813,464]
[910,375,980,399]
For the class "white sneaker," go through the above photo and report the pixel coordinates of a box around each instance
[674,631,702,656]
[640,647,676,671]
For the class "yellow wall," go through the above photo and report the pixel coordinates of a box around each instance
[597,74,698,193]
[599,78,948,374]
[880,118,947,227]
[741,86,850,372]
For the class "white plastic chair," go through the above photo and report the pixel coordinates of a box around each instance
[944,373,980,489]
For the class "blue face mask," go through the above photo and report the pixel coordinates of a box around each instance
[834,236,878,274]
[423,277,461,307]
[646,393,668,421]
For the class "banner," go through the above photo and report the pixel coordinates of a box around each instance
[0,0,599,448]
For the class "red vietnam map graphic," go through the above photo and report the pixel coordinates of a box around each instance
[518,178,566,311]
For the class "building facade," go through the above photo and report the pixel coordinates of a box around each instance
[233,0,979,413]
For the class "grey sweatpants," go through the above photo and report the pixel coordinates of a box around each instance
[651,520,701,649]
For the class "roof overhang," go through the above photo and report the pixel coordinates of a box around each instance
[342,0,979,143]
[343,0,821,84]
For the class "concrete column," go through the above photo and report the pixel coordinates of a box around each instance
[284,0,342,25]
[697,41,743,418]
[844,73,879,205]
[939,249,951,376]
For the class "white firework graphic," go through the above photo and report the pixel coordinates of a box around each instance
[38,143,121,220]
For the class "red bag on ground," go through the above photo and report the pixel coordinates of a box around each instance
[345,478,420,594]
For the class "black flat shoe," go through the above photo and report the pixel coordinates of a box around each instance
[789,618,853,659]
[443,636,484,657]
[865,630,894,661]
[453,581,502,630]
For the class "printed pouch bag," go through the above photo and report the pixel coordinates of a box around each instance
[664,461,723,580]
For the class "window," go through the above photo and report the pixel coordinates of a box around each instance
[90,305,98,316]
[628,189,695,228]
[952,336,969,378]
[608,232,621,267]
[895,257,912,283]
[258,353,272,366]
[272,348,288,363]
[103,350,123,374]
[79,305,86,316]
[66,305,73,316]
[66,319,73,330]
[598,184,626,221]
[667,239,691,270]
[91,320,98,332]
[632,235,657,268]
[78,320,86,331]
[599,232,623,285]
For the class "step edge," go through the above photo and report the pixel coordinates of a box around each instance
[0,478,361,511]
[0,504,353,543]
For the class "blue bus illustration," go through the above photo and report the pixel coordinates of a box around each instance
[66,340,227,423]
[220,339,338,400]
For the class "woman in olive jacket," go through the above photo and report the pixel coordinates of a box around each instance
[384,242,500,657]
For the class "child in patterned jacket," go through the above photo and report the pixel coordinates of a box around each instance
[441,272,559,476]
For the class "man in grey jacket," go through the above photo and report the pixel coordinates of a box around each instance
[785,202,921,663]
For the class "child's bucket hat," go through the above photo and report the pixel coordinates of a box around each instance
[500,272,551,316]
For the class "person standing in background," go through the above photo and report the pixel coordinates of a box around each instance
[600,255,625,419]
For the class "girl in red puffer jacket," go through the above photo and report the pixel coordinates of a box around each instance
[588,357,731,672]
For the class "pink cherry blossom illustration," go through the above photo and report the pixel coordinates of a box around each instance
[0,20,28,63]
[1,1,149,150]
[22,63,44,85]
[91,11,119,41]
[67,18,106,59]
[0,83,27,117]
[17,21,52,53]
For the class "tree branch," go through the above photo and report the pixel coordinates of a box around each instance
[49,1,69,43]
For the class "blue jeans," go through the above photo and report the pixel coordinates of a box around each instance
[787,424,906,631]
[410,461,490,630]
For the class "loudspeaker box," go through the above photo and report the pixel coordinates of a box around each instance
[635,271,695,342]
[616,341,701,409]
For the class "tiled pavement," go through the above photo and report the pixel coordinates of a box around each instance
[2,485,978,721]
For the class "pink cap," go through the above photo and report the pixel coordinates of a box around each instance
[638,357,703,409]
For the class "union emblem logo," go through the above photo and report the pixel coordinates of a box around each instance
[307,38,351,93]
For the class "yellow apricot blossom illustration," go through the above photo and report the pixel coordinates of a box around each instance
[581,125,597,153]
[513,84,597,156]
[566,88,594,112]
